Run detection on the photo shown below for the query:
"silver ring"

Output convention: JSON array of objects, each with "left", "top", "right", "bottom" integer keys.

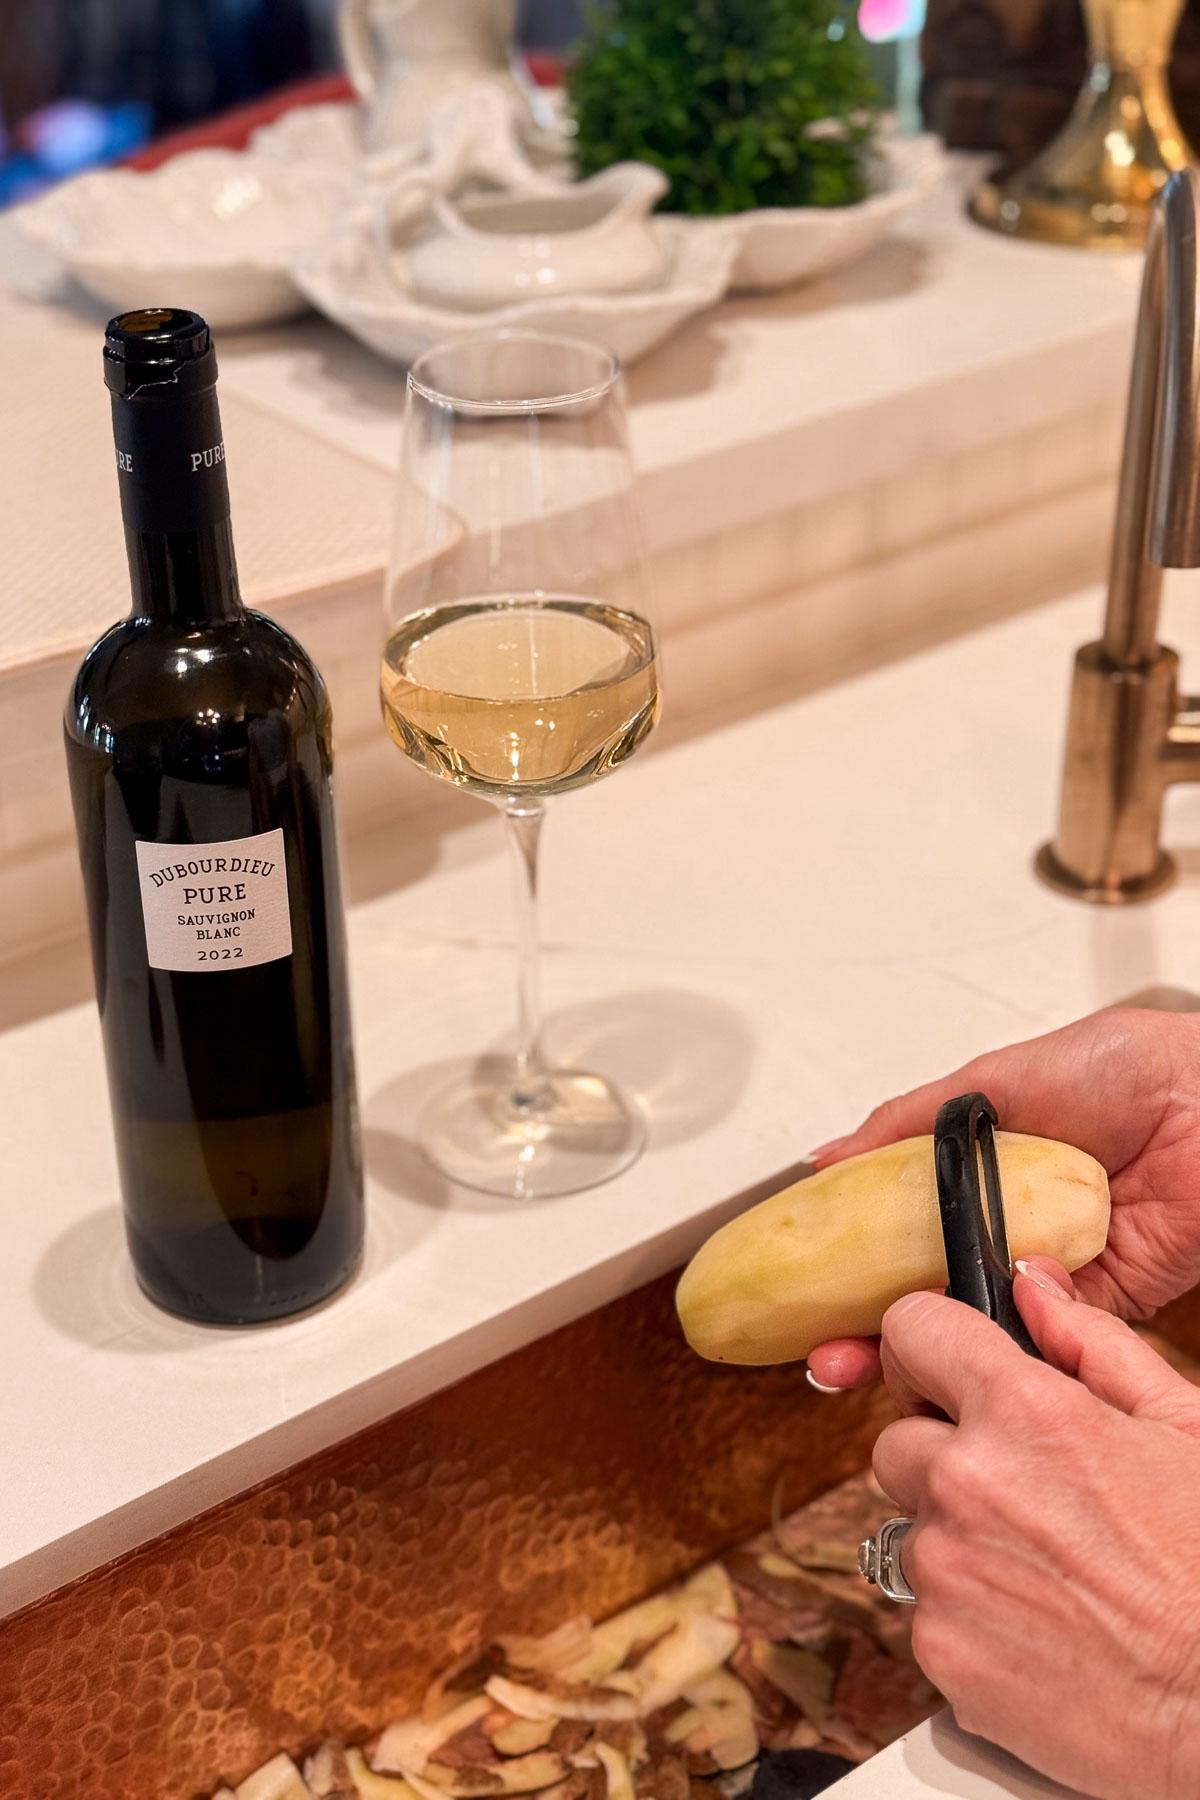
[{"left": 858, "top": 1515, "right": 917, "bottom": 1604}]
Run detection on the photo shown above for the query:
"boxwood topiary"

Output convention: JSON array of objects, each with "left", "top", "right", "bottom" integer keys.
[{"left": 567, "top": 0, "right": 880, "bottom": 217}]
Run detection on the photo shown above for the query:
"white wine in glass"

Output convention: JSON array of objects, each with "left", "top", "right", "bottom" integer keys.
[
  {"left": 382, "top": 333, "right": 661, "bottom": 1198},
  {"left": 382, "top": 593, "right": 659, "bottom": 797}
]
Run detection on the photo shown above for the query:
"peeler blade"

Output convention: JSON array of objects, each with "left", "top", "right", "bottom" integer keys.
[{"left": 933, "top": 1092, "right": 1042, "bottom": 1359}]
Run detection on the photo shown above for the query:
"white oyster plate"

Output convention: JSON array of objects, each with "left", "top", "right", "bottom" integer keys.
[
  {"left": 713, "top": 129, "right": 946, "bottom": 293},
  {"left": 14, "top": 149, "right": 352, "bottom": 330},
  {"left": 250, "top": 102, "right": 368, "bottom": 176},
  {"left": 293, "top": 212, "right": 738, "bottom": 367}
]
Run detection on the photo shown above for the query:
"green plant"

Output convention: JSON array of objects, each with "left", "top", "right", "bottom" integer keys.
[{"left": 567, "top": 0, "right": 880, "bottom": 216}]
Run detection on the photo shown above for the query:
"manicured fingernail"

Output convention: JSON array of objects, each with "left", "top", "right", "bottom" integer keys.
[
  {"left": 1015, "top": 1259, "right": 1070, "bottom": 1298},
  {"left": 806, "top": 1368, "right": 843, "bottom": 1394},
  {"left": 808, "top": 1136, "right": 850, "bottom": 1164}
]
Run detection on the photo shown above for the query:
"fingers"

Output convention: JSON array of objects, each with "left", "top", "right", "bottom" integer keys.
[
  {"left": 878, "top": 1334, "right": 951, "bottom": 1419},
  {"left": 1066, "top": 1252, "right": 1152, "bottom": 1322},
  {"left": 810, "top": 1007, "right": 1168, "bottom": 1175},
  {"left": 1014, "top": 1264, "right": 1200, "bottom": 1430},
  {"left": 878, "top": 1273, "right": 1200, "bottom": 1438},
  {"left": 806, "top": 1338, "right": 882, "bottom": 1391},
  {"left": 881, "top": 1291, "right": 1032, "bottom": 1422},
  {"left": 807, "top": 1282, "right": 1071, "bottom": 1401},
  {"left": 1013, "top": 1254, "right": 1075, "bottom": 1298},
  {"left": 873, "top": 1415, "right": 955, "bottom": 1514},
  {"left": 809, "top": 1046, "right": 1034, "bottom": 1165}
]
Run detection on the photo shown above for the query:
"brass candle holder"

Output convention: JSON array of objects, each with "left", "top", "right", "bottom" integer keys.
[{"left": 970, "top": 0, "right": 1192, "bottom": 249}]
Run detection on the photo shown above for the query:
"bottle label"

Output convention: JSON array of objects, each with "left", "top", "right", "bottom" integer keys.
[
  {"left": 135, "top": 829, "right": 292, "bottom": 972},
  {"left": 111, "top": 385, "right": 231, "bottom": 533}
]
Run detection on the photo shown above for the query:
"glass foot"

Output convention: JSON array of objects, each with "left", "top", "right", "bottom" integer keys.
[{"left": 418, "top": 1066, "right": 646, "bottom": 1199}]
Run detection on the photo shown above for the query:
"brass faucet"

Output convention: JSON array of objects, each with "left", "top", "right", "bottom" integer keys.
[{"left": 1037, "top": 167, "right": 1200, "bottom": 903}]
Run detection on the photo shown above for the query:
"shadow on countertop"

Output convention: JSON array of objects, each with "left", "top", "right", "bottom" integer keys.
[{"left": 365, "top": 984, "right": 756, "bottom": 1214}]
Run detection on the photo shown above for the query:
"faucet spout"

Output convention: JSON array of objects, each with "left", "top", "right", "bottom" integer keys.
[
  {"left": 1103, "top": 168, "right": 1200, "bottom": 667},
  {"left": 1037, "top": 169, "right": 1200, "bottom": 902}
]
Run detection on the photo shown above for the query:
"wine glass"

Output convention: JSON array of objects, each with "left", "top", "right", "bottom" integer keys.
[{"left": 381, "top": 331, "right": 662, "bottom": 1199}]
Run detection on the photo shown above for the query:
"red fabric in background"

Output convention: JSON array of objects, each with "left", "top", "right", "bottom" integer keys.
[
  {"left": 123, "top": 75, "right": 355, "bottom": 168},
  {"left": 122, "top": 56, "right": 564, "bottom": 170}
]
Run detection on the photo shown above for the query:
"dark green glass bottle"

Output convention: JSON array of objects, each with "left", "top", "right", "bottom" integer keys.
[{"left": 64, "top": 309, "right": 363, "bottom": 1325}]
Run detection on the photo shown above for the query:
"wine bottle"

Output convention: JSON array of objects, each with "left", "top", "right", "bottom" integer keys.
[{"left": 64, "top": 309, "right": 363, "bottom": 1325}]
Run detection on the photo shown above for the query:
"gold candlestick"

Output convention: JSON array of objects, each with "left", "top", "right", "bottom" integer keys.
[{"left": 970, "top": 0, "right": 1192, "bottom": 249}]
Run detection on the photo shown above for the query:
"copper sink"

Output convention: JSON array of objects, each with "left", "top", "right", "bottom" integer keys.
[
  {"left": 8, "top": 990, "right": 1199, "bottom": 1799},
  {"left": 0, "top": 1270, "right": 891, "bottom": 1799}
]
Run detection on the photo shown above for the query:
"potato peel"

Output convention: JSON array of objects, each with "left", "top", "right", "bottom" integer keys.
[
  {"left": 374, "top": 1699, "right": 493, "bottom": 1775},
  {"left": 750, "top": 1640, "right": 835, "bottom": 1727},
  {"left": 632, "top": 1614, "right": 741, "bottom": 1714},
  {"left": 234, "top": 1753, "right": 315, "bottom": 1800},
  {"left": 593, "top": 1744, "right": 635, "bottom": 1800},
  {"left": 344, "top": 1751, "right": 424, "bottom": 1800},
  {"left": 205, "top": 1470, "right": 951, "bottom": 1800},
  {"left": 304, "top": 1742, "right": 358, "bottom": 1800},
  {"left": 486, "top": 1674, "right": 637, "bottom": 1723},
  {"left": 498, "top": 1618, "right": 594, "bottom": 1676},
  {"left": 399, "top": 1752, "right": 567, "bottom": 1797},
  {"left": 557, "top": 1595, "right": 679, "bottom": 1685},
  {"left": 489, "top": 1719, "right": 556, "bottom": 1756}
]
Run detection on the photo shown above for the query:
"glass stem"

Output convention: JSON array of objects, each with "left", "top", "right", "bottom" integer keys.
[{"left": 503, "top": 797, "right": 548, "bottom": 1107}]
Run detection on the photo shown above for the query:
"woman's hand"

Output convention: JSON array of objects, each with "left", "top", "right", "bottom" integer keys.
[
  {"left": 806, "top": 1007, "right": 1200, "bottom": 1391},
  {"left": 874, "top": 1268, "right": 1200, "bottom": 1800}
]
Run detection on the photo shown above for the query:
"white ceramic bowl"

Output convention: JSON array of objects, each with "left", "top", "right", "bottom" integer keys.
[
  {"left": 712, "top": 129, "right": 946, "bottom": 293},
  {"left": 250, "top": 102, "right": 368, "bottom": 177},
  {"left": 14, "top": 149, "right": 353, "bottom": 329},
  {"left": 292, "top": 213, "right": 739, "bottom": 367}
]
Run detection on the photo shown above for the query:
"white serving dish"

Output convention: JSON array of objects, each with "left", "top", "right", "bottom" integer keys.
[
  {"left": 407, "top": 163, "right": 671, "bottom": 311},
  {"left": 716, "top": 129, "right": 946, "bottom": 292},
  {"left": 250, "top": 101, "right": 369, "bottom": 176},
  {"left": 14, "top": 148, "right": 353, "bottom": 330},
  {"left": 256, "top": 101, "right": 940, "bottom": 303},
  {"left": 293, "top": 211, "right": 739, "bottom": 366}
]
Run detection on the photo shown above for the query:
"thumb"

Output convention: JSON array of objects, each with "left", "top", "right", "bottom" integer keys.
[{"left": 1015, "top": 1261, "right": 1200, "bottom": 1431}]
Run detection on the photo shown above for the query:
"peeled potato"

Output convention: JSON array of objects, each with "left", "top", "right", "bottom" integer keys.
[{"left": 676, "top": 1131, "right": 1110, "bottom": 1364}]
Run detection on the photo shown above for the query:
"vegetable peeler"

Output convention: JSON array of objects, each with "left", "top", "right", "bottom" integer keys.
[
  {"left": 860, "top": 1091, "right": 1046, "bottom": 1607},
  {"left": 933, "top": 1091, "right": 1042, "bottom": 1359}
]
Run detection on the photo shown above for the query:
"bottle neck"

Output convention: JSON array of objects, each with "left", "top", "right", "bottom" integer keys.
[
  {"left": 111, "top": 378, "right": 243, "bottom": 625},
  {"left": 125, "top": 518, "right": 243, "bottom": 624}
]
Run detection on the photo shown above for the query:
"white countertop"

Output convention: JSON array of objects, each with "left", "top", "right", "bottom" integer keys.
[
  {"left": 6, "top": 582, "right": 1200, "bottom": 1620},
  {"left": 832, "top": 1713, "right": 1082, "bottom": 1797},
  {"left": 0, "top": 156, "right": 1142, "bottom": 666}
]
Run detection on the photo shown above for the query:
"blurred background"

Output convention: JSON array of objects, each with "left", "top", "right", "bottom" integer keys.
[{"left": 0, "top": 0, "right": 928, "bottom": 207}]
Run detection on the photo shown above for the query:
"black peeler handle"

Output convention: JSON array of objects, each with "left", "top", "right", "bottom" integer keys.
[{"left": 933, "top": 1093, "right": 1042, "bottom": 1359}]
